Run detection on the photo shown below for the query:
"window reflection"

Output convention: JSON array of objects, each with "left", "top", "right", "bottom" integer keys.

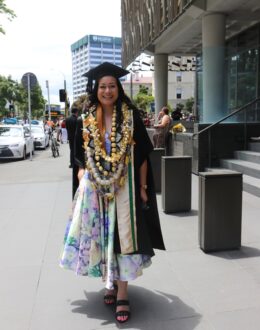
[{"left": 226, "top": 24, "right": 259, "bottom": 122}]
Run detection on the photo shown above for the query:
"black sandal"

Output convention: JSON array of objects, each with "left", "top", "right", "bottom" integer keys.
[
  {"left": 115, "top": 300, "right": 131, "bottom": 323},
  {"left": 104, "top": 293, "right": 116, "bottom": 305},
  {"left": 104, "top": 284, "right": 118, "bottom": 306}
]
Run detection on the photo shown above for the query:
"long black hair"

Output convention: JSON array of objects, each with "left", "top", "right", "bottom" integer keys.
[{"left": 88, "top": 77, "right": 139, "bottom": 129}]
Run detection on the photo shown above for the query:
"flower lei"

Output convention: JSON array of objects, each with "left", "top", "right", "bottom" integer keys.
[{"left": 82, "top": 103, "right": 133, "bottom": 199}]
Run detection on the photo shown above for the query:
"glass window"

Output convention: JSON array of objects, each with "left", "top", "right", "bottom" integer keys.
[
  {"left": 103, "top": 43, "right": 113, "bottom": 49},
  {"left": 258, "top": 48, "right": 260, "bottom": 98},
  {"left": 91, "top": 59, "right": 102, "bottom": 65},
  {"left": 226, "top": 55, "right": 237, "bottom": 110},
  {"left": 103, "top": 55, "right": 114, "bottom": 60},
  {"left": 225, "top": 23, "right": 260, "bottom": 119},
  {"left": 196, "top": 55, "right": 203, "bottom": 121},
  {"left": 90, "top": 42, "right": 101, "bottom": 48},
  {"left": 176, "top": 71, "right": 182, "bottom": 82},
  {"left": 238, "top": 26, "right": 258, "bottom": 51},
  {"left": 237, "top": 49, "right": 257, "bottom": 105},
  {"left": 90, "top": 50, "right": 101, "bottom": 54},
  {"left": 176, "top": 87, "right": 182, "bottom": 99}
]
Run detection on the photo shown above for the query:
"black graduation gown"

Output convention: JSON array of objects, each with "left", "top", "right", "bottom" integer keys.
[
  {"left": 74, "top": 108, "right": 166, "bottom": 256},
  {"left": 65, "top": 114, "right": 79, "bottom": 198}
]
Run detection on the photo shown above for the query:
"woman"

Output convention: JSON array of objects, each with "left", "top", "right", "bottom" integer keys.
[
  {"left": 153, "top": 106, "right": 171, "bottom": 148},
  {"left": 61, "top": 119, "right": 68, "bottom": 143},
  {"left": 55, "top": 122, "right": 61, "bottom": 142},
  {"left": 60, "top": 62, "right": 165, "bottom": 323}
]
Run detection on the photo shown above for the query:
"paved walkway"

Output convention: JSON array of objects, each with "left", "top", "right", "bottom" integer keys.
[{"left": 0, "top": 144, "right": 260, "bottom": 330}]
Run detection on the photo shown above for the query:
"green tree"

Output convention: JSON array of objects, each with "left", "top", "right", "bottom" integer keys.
[
  {"left": 185, "top": 97, "right": 194, "bottom": 113},
  {"left": 175, "top": 102, "right": 184, "bottom": 111},
  {"left": 0, "top": 75, "right": 21, "bottom": 117},
  {"left": 133, "top": 84, "right": 154, "bottom": 112},
  {"left": 0, "top": 74, "right": 45, "bottom": 119},
  {"left": 0, "top": 0, "right": 16, "bottom": 34},
  {"left": 138, "top": 84, "right": 149, "bottom": 95},
  {"left": 0, "top": 75, "right": 15, "bottom": 103},
  {"left": 23, "top": 84, "right": 45, "bottom": 119}
]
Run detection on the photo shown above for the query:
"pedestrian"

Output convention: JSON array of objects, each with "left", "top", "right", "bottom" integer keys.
[
  {"left": 153, "top": 106, "right": 171, "bottom": 147},
  {"left": 61, "top": 119, "right": 68, "bottom": 143},
  {"left": 171, "top": 106, "right": 183, "bottom": 121},
  {"left": 156, "top": 109, "right": 164, "bottom": 124},
  {"left": 44, "top": 120, "right": 51, "bottom": 136},
  {"left": 55, "top": 122, "right": 61, "bottom": 142},
  {"left": 65, "top": 106, "right": 79, "bottom": 197},
  {"left": 59, "top": 62, "right": 165, "bottom": 324}
]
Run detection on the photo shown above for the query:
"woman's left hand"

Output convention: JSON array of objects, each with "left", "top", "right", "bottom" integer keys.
[{"left": 140, "top": 187, "right": 148, "bottom": 203}]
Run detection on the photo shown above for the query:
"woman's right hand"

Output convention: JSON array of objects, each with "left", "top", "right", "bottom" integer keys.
[
  {"left": 140, "top": 187, "right": 148, "bottom": 203},
  {"left": 78, "top": 168, "right": 85, "bottom": 181}
]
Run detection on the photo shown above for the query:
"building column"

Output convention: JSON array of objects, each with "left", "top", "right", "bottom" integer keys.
[
  {"left": 154, "top": 54, "right": 168, "bottom": 115},
  {"left": 202, "top": 13, "right": 226, "bottom": 123}
]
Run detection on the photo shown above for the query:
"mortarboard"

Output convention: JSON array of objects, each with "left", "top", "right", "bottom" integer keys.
[{"left": 82, "top": 62, "right": 129, "bottom": 93}]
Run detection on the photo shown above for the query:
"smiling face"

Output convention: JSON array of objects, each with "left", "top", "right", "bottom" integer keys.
[{"left": 97, "top": 76, "right": 119, "bottom": 109}]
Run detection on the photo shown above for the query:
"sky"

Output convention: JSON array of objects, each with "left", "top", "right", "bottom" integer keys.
[{"left": 0, "top": 0, "right": 121, "bottom": 106}]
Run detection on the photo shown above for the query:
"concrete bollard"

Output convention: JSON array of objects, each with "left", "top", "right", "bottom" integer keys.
[
  {"left": 162, "top": 156, "right": 192, "bottom": 213},
  {"left": 198, "top": 170, "right": 242, "bottom": 252},
  {"left": 150, "top": 148, "right": 165, "bottom": 193}
]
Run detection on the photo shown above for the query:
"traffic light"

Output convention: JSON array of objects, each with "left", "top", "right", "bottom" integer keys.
[
  {"left": 59, "top": 89, "right": 66, "bottom": 102},
  {"left": 9, "top": 104, "right": 14, "bottom": 111}
]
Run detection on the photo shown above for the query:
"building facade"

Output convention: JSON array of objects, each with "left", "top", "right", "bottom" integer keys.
[
  {"left": 168, "top": 55, "right": 196, "bottom": 107},
  {"left": 122, "top": 69, "right": 194, "bottom": 109},
  {"left": 122, "top": 74, "right": 153, "bottom": 99},
  {"left": 121, "top": 0, "right": 260, "bottom": 174},
  {"left": 121, "top": 0, "right": 260, "bottom": 122},
  {"left": 126, "top": 54, "right": 195, "bottom": 109},
  {"left": 71, "top": 34, "right": 122, "bottom": 100}
]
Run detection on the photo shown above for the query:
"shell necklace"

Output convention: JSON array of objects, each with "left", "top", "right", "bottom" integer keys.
[{"left": 84, "top": 103, "right": 132, "bottom": 198}]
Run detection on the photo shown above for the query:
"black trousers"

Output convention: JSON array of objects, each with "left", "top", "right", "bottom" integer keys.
[
  {"left": 72, "top": 164, "right": 79, "bottom": 199},
  {"left": 69, "top": 140, "right": 74, "bottom": 167},
  {"left": 69, "top": 140, "right": 79, "bottom": 199}
]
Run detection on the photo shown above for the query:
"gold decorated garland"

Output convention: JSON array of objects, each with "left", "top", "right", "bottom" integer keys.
[{"left": 82, "top": 103, "right": 133, "bottom": 198}]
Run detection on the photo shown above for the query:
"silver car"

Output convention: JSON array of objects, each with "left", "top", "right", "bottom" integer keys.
[
  {"left": 0, "top": 125, "right": 34, "bottom": 160},
  {"left": 30, "top": 125, "right": 49, "bottom": 149}
]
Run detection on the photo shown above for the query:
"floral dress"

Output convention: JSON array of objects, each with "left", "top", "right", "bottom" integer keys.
[{"left": 60, "top": 132, "right": 152, "bottom": 289}]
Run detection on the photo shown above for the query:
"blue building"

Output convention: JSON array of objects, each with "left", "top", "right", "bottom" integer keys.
[{"left": 71, "top": 34, "right": 122, "bottom": 100}]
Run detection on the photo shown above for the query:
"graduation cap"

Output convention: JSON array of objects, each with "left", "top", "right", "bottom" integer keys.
[{"left": 82, "top": 62, "right": 129, "bottom": 93}]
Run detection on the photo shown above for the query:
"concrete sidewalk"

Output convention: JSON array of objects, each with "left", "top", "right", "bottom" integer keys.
[{"left": 0, "top": 144, "right": 260, "bottom": 330}]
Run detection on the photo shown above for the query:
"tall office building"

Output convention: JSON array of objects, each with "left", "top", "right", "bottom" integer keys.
[{"left": 71, "top": 34, "right": 122, "bottom": 100}]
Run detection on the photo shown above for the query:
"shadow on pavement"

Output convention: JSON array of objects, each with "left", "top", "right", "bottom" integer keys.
[
  {"left": 211, "top": 245, "right": 260, "bottom": 260},
  {"left": 169, "top": 209, "right": 199, "bottom": 217},
  {"left": 70, "top": 285, "right": 201, "bottom": 329}
]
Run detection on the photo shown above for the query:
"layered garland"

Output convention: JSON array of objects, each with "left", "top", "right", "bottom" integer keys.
[{"left": 82, "top": 103, "right": 133, "bottom": 199}]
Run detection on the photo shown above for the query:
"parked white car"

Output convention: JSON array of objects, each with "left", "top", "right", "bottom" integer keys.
[
  {"left": 30, "top": 125, "right": 49, "bottom": 149},
  {"left": 0, "top": 125, "right": 34, "bottom": 160}
]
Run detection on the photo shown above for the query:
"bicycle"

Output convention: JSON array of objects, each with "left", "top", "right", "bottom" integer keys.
[{"left": 50, "top": 131, "right": 60, "bottom": 158}]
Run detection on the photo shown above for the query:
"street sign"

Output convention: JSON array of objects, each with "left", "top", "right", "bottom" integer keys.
[
  {"left": 21, "top": 72, "right": 38, "bottom": 161},
  {"left": 21, "top": 72, "right": 38, "bottom": 89}
]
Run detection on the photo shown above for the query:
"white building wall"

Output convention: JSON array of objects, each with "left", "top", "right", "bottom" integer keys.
[{"left": 167, "top": 71, "right": 195, "bottom": 109}]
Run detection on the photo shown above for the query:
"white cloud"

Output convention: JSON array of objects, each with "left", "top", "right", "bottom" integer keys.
[{"left": 0, "top": 0, "right": 121, "bottom": 105}]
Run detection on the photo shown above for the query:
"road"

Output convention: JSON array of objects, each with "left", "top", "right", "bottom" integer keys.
[{"left": 0, "top": 143, "right": 71, "bottom": 184}]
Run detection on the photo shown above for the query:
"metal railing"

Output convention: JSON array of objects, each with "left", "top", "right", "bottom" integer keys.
[{"left": 193, "top": 97, "right": 260, "bottom": 168}]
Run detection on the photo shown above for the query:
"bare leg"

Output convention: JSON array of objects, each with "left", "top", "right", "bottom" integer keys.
[
  {"left": 116, "top": 280, "right": 130, "bottom": 322},
  {"left": 104, "top": 288, "right": 117, "bottom": 305},
  {"left": 104, "top": 281, "right": 118, "bottom": 305}
]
